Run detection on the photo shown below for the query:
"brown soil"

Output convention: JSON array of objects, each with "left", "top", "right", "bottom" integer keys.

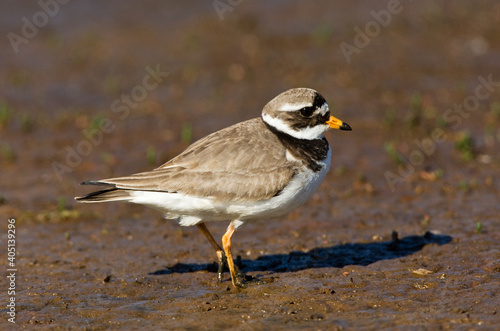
[{"left": 1, "top": 1, "right": 499, "bottom": 329}]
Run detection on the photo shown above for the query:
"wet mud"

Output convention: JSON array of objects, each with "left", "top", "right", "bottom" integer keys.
[{"left": 1, "top": 1, "right": 499, "bottom": 329}]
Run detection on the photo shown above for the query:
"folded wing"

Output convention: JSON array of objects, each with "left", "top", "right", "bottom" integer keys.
[{"left": 77, "top": 118, "right": 298, "bottom": 202}]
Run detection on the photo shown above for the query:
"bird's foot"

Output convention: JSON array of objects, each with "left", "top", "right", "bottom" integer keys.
[
  {"left": 232, "top": 264, "right": 253, "bottom": 288},
  {"left": 216, "top": 252, "right": 251, "bottom": 287},
  {"left": 216, "top": 251, "right": 227, "bottom": 283}
]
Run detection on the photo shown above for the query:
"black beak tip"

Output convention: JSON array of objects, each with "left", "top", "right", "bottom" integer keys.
[{"left": 341, "top": 122, "right": 352, "bottom": 131}]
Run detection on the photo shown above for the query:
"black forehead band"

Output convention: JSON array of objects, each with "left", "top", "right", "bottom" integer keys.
[{"left": 312, "top": 93, "right": 326, "bottom": 109}]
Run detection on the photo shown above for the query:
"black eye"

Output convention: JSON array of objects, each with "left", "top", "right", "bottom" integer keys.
[{"left": 299, "top": 106, "right": 315, "bottom": 117}]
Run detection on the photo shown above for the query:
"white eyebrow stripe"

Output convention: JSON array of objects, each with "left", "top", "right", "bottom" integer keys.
[
  {"left": 279, "top": 102, "right": 313, "bottom": 112},
  {"left": 318, "top": 102, "right": 329, "bottom": 115}
]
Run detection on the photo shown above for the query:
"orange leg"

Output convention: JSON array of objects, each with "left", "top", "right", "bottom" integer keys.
[
  {"left": 196, "top": 223, "right": 226, "bottom": 282},
  {"left": 222, "top": 221, "right": 246, "bottom": 288}
]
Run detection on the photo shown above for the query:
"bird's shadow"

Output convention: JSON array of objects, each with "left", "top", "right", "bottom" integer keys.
[{"left": 149, "top": 231, "right": 452, "bottom": 276}]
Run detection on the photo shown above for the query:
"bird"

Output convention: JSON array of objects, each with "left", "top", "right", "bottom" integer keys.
[{"left": 75, "top": 88, "right": 352, "bottom": 288}]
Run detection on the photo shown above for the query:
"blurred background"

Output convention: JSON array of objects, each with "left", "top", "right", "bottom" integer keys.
[
  {"left": 1, "top": 0, "right": 499, "bottom": 212},
  {"left": 0, "top": 1, "right": 499, "bottom": 328}
]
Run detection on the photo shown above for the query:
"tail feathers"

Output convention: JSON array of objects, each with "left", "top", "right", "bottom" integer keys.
[
  {"left": 75, "top": 187, "right": 132, "bottom": 203},
  {"left": 80, "top": 180, "right": 115, "bottom": 187}
]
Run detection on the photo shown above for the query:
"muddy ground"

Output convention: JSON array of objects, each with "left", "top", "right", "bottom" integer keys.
[{"left": 1, "top": 1, "right": 499, "bottom": 329}]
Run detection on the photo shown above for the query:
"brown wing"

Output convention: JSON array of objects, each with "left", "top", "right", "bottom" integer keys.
[{"left": 91, "top": 118, "right": 297, "bottom": 202}]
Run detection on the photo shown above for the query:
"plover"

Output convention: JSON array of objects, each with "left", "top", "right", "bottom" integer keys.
[{"left": 76, "top": 88, "right": 351, "bottom": 287}]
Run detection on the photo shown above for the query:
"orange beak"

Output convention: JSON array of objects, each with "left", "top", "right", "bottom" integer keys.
[{"left": 326, "top": 115, "right": 352, "bottom": 131}]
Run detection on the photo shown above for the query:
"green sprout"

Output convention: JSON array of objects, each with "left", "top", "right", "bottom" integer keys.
[
  {"left": 454, "top": 131, "right": 474, "bottom": 161},
  {"left": 490, "top": 101, "right": 500, "bottom": 120},
  {"left": 0, "top": 101, "right": 10, "bottom": 128},
  {"left": 57, "top": 196, "right": 67, "bottom": 212},
  {"left": 147, "top": 146, "right": 157, "bottom": 166},
  {"left": 181, "top": 123, "right": 193, "bottom": 144},
  {"left": 1, "top": 143, "right": 15, "bottom": 162},
  {"left": 21, "top": 113, "right": 33, "bottom": 132},
  {"left": 459, "top": 180, "right": 468, "bottom": 191},
  {"left": 312, "top": 22, "right": 333, "bottom": 46},
  {"left": 89, "top": 114, "right": 105, "bottom": 131},
  {"left": 384, "top": 142, "right": 405, "bottom": 165},
  {"left": 406, "top": 92, "right": 422, "bottom": 129},
  {"left": 383, "top": 108, "right": 397, "bottom": 129}
]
